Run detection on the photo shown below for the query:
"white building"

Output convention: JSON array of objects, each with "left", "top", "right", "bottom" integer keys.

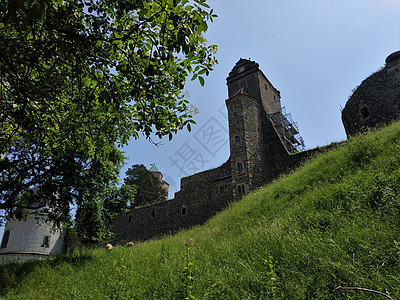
[{"left": 0, "top": 206, "right": 65, "bottom": 265}]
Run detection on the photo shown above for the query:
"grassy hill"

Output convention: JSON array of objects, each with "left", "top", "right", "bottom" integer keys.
[{"left": 2, "top": 121, "right": 400, "bottom": 299}]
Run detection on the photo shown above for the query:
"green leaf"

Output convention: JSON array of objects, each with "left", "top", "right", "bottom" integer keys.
[
  {"left": 185, "top": 5, "right": 193, "bottom": 11},
  {"left": 198, "top": 76, "right": 205, "bottom": 86},
  {"left": 198, "top": 20, "right": 208, "bottom": 31}
]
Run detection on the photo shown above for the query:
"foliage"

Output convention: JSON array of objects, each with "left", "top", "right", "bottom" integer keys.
[
  {"left": 177, "top": 243, "right": 196, "bottom": 299},
  {"left": 74, "top": 184, "right": 134, "bottom": 243},
  {"left": 0, "top": 0, "right": 217, "bottom": 228},
  {"left": 123, "top": 164, "right": 166, "bottom": 207},
  {"left": 4, "top": 119, "right": 400, "bottom": 298}
]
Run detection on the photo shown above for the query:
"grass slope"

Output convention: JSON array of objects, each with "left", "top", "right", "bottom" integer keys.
[{"left": 2, "top": 121, "right": 400, "bottom": 299}]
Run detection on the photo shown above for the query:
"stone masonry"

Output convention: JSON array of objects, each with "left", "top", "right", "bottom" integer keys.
[
  {"left": 342, "top": 50, "right": 400, "bottom": 137},
  {"left": 111, "top": 59, "right": 319, "bottom": 243}
]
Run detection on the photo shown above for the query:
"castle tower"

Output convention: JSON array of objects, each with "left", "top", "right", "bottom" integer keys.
[
  {"left": 226, "top": 59, "right": 303, "bottom": 198},
  {"left": 149, "top": 164, "right": 169, "bottom": 200},
  {"left": 342, "top": 50, "right": 400, "bottom": 136},
  {"left": 227, "top": 59, "right": 282, "bottom": 114},
  {"left": 0, "top": 205, "right": 65, "bottom": 265},
  {"left": 149, "top": 164, "right": 163, "bottom": 181}
]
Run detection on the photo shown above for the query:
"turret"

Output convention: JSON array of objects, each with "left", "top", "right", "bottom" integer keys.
[
  {"left": 0, "top": 204, "right": 65, "bottom": 265},
  {"left": 149, "top": 164, "right": 169, "bottom": 200},
  {"left": 342, "top": 50, "right": 400, "bottom": 136}
]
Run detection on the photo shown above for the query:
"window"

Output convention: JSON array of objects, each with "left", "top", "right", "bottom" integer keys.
[
  {"left": 264, "top": 84, "right": 268, "bottom": 91},
  {"left": 151, "top": 209, "right": 156, "bottom": 218},
  {"left": 233, "top": 112, "right": 239, "bottom": 119},
  {"left": 360, "top": 106, "right": 370, "bottom": 119},
  {"left": 219, "top": 186, "right": 225, "bottom": 194},
  {"left": 240, "top": 82, "right": 247, "bottom": 89},
  {"left": 273, "top": 95, "right": 277, "bottom": 101},
  {"left": 235, "top": 136, "right": 241, "bottom": 143},
  {"left": 237, "top": 163, "right": 243, "bottom": 171},
  {"left": 238, "top": 184, "right": 245, "bottom": 195},
  {"left": 181, "top": 205, "right": 188, "bottom": 215},
  {"left": 128, "top": 215, "right": 132, "bottom": 223},
  {"left": 42, "top": 235, "right": 50, "bottom": 248},
  {"left": 1, "top": 230, "right": 10, "bottom": 249}
]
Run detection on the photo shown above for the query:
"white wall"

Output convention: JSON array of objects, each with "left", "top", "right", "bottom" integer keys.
[{"left": 0, "top": 213, "right": 65, "bottom": 265}]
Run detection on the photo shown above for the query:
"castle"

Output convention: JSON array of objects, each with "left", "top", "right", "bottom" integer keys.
[
  {"left": 111, "top": 58, "right": 320, "bottom": 243},
  {"left": 2, "top": 51, "right": 399, "bottom": 260}
]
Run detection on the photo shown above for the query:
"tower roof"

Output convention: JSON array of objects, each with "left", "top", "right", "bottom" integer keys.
[{"left": 149, "top": 164, "right": 161, "bottom": 174}]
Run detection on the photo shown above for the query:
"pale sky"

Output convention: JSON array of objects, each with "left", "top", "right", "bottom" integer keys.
[
  {"left": 121, "top": 0, "right": 400, "bottom": 198},
  {"left": 1, "top": 0, "right": 399, "bottom": 239}
]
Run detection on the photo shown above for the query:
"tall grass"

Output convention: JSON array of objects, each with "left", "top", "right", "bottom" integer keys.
[{"left": 2, "top": 121, "right": 400, "bottom": 299}]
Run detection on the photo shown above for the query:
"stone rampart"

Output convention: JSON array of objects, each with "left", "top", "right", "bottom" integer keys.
[
  {"left": 112, "top": 160, "right": 232, "bottom": 242},
  {"left": 111, "top": 146, "right": 322, "bottom": 243},
  {"left": 342, "top": 50, "right": 400, "bottom": 136}
]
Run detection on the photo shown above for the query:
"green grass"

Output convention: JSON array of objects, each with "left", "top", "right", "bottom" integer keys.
[{"left": 2, "top": 121, "right": 400, "bottom": 299}]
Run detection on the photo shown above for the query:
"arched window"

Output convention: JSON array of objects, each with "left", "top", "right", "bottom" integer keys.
[
  {"left": 181, "top": 205, "right": 188, "bottom": 216},
  {"left": 237, "top": 162, "right": 243, "bottom": 171}
]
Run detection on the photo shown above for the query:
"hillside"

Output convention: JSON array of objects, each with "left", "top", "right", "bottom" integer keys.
[{"left": 1, "top": 121, "right": 400, "bottom": 299}]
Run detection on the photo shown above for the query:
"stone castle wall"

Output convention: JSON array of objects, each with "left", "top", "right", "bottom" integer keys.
[
  {"left": 111, "top": 59, "right": 321, "bottom": 243},
  {"left": 342, "top": 51, "right": 400, "bottom": 136},
  {"left": 112, "top": 160, "right": 232, "bottom": 242},
  {"left": 112, "top": 149, "right": 318, "bottom": 243}
]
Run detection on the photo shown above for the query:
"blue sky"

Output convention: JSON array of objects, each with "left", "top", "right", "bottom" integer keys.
[
  {"left": 120, "top": 0, "right": 400, "bottom": 197},
  {"left": 1, "top": 0, "right": 399, "bottom": 239}
]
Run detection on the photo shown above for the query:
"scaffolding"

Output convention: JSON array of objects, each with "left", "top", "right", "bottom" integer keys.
[{"left": 269, "top": 107, "right": 305, "bottom": 153}]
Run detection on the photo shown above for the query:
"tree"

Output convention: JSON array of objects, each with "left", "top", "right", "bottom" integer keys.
[
  {"left": 123, "top": 164, "right": 167, "bottom": 207},
  {"left": 74, "top": 184, "right": 135, "bottom": 243},
  {"left": 0, "top": 0, "right": 217, "bottom": 232}
]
